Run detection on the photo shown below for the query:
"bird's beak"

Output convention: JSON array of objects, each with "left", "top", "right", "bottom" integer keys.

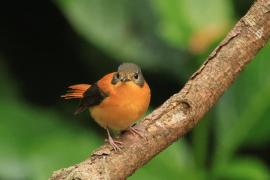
[{"left": 121, "top": 76, "right": 130, "bottom": 82}]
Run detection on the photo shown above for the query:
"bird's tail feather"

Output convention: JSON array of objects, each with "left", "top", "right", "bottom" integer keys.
[{"left": 61, "top": 84, "right": 91, "bottom": 99}]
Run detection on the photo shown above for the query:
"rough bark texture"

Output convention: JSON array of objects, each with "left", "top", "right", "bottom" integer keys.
[{"left": 50, "top": 0, "right": 270, "bottom": 179}]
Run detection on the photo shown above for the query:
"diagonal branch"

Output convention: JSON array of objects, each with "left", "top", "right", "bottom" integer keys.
[{"left": 50, "top": 0, "right": 270, "bottom": 179}]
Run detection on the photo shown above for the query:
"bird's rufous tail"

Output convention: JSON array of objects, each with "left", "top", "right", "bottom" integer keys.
[{"left": 61, "top": 84, "right": 90, "bottom": 99}]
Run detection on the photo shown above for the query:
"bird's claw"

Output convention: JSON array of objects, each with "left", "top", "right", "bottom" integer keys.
[
  {"left": 105, "top": 129, "right": 123, "bottom": 151},
  {"left": 128, "top": 126, "right": 146, "bottom": 139},
  {"left": 105, "top": 137, "right": 123, "bottom": 151}
]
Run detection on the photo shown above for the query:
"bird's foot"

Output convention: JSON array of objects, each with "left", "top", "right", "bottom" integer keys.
[
  {"left": 105, "top": 129, "right": 123, "bottom": 151},
  {"left": 106, "top": 136, "right": 123, "bottom": 151},
  {"left": 128, "top": 126, "right": 146, "bottom": 139}
]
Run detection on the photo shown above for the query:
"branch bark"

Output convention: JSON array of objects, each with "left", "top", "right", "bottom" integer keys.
[{"left": 50, "top": 0, "right": 270, "bottom": 179}]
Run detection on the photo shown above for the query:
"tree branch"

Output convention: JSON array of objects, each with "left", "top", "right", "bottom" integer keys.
[{"left": 50, "top": 0, "right": 270, "bottom": 179}]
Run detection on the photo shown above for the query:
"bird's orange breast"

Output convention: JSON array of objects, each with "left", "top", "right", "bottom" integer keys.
[{"left": 90, "top": 73, "right": 151, "bottom": 130}]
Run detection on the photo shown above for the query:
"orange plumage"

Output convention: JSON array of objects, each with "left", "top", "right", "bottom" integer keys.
[
  {"left": 62, "top": 63, "right": 151, "bottom": 150},
  {"left": 62, "top": 84, "right": 91, "bottom": 99},
  {"left": 91, "top": 73, "right": 150, "bottom": 130}
]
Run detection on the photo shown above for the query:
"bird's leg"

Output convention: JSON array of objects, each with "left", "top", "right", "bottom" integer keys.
[
  {"left": 106, "top": 129, "right": 123, "bottom": 151},
  {"left": 128, "top": 125, "right": 145, "bottom": 139}
]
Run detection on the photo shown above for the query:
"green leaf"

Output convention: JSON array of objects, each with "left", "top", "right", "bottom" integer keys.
[
  {"left": 215, "top": 157, "right": 270, "bottom": 180},
  {"left": 56, "top": 0, "right": 192, "bottom": 78},
  {"left": 213, "top": 44, "right": 270, "bottom": 166},
  {"left": 0, "top": 98, "right": 101, "bottom": 179},
  {"left": 192, "top": 112, "right": 212, "bottom": 168},
  {"left": 151, "top": 0, "right": 233, "bottom": 52},
  {"left": 130, "top": 140, "right": 204, "bottom": 180}
]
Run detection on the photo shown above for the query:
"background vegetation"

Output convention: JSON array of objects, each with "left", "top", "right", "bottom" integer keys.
[{"left": 1, "top": 0, "right": 270, "bottom": 179}]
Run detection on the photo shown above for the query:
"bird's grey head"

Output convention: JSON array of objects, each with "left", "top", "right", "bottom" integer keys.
[{"left": 111, "top": 63, "right": 145, "bottom": 87}]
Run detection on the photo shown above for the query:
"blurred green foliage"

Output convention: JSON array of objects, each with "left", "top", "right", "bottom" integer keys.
[
  {"left": 1, "top": 0, "right": 270, "bottom": 179},
  {"left": 0, "top": 62, "right": 101, "bottom": 179}
]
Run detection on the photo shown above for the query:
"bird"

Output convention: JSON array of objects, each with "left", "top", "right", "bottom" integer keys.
[{"left": 61, "top": 63, "right": 151, "bottom": 151}]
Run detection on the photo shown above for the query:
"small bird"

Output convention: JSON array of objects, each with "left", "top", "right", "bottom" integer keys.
[{"left": 62, "top": 63, "right": 151, "bottom": 151}]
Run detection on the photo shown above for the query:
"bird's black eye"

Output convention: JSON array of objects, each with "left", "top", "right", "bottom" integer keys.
[
  {"left": 134, "top": 73, "right": 139, "bottom": 79},
  {"left": 111, "top": 73, "right": 120, "bottom": 85}
]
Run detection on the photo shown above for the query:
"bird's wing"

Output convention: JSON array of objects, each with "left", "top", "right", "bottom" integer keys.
[
  {"left": 62, "top": 73, "right": 114, "bottom": 114},
  {"left": 74, "top": 83, "right": 108, "bottom": 115}
]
